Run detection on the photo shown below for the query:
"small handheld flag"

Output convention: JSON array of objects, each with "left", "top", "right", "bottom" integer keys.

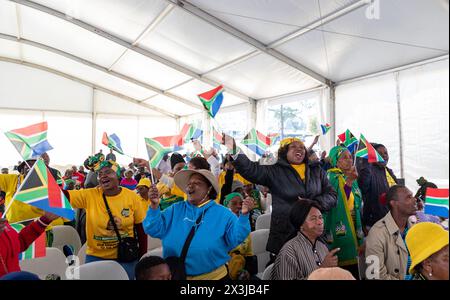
[
  {"left": 5, "top": 122, "right": 53, "bottom": 160},
  {"left": 198, "top": 85, "right": 224, "bottom": 118},
  {"left": 179, "top": 123, "right": 203, "bottom": 144},
  {"left": 10, "top": 223, "right": 47, "bottom": 260},
  {"left": 102, "top": 132, "right": 124, "bottom": 155},
  {"left": 268, "top": 133, "right": 281, "bottom": 146},
  {"left": 424, "top": 188, "right": 449, "bottom": 218},
  {"left": 338, "top": 129, "right": 358, "bottom": 154},
  {"left": 355, "top": 134, "right": 385, "bottom": 163},
  {"left": 11, "top": 159, "right": 75, "bottom": 220},
  {"left": 145, "top": 136, "right": 183, "bottom": 168},
  {"left": 321, "top": 123, "right": 332, "bottom": 135},
  {"left": 241, "top": 129, "right": 271, "bottom": 157}
]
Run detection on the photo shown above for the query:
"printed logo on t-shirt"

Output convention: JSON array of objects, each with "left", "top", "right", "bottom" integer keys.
[{"left": 121, "top": 208, "right": 130, "bottom": 218}]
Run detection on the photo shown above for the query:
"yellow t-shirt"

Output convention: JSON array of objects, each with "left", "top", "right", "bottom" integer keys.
[
  {"left": 68, "top": 187, "right": 146, "bottom": 259},
  {"left": 137, "top": 197, "right": 151, "bottom": 215},
  {"left": 291, "top": 163, "right": 306, "bottom": 181},
  {"left": 0, "top": 174, "right": 63, "bottom": 229}
]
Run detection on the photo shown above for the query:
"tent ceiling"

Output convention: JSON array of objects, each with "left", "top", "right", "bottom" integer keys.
[{"left": 0, "top": 0, "right": 448, "bottom": 117}]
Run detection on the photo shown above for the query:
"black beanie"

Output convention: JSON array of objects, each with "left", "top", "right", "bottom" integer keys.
[
  {"left": 170, "top": 153, "right": 185, "bottom": 170},
  {"left": 289, "top": 199, "right": 323, "bottom": 230}
]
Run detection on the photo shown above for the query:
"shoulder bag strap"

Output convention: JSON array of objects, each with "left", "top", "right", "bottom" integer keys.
[
  {"left": 179, "top": 206, "right": 210, "bottom": 262},
  {"left": 102, "top": 193, "right": 122, "bottom": 243}
]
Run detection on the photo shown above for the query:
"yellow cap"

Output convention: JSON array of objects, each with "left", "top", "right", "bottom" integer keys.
[
  {"left": 406, "top": 222, "right": 449, "bottom": 274},
  {"left": 279, "top": 137, "right": 304, "bottom": 148},
  {"left": 137, "top": 177, "right": 151, "bottom": 188}
]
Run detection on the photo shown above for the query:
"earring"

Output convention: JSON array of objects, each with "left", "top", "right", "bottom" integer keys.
[{"left": 429, "top": 273, "right": 433, "bottom": 277}]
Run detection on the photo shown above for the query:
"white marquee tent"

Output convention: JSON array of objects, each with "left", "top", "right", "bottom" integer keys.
[{"left": 0, "top": 0, "right": 448, "bottom": 191}]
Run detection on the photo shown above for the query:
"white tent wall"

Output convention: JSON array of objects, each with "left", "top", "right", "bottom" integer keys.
[
  {"left": 398, "top": 59, "right": 449, "bottom": 190},
  {"left": 0, "top": 61, "right": 177, "bottom": 170},
  {"left": 335, "top": 59, "right": 449, "bottom": 192}
]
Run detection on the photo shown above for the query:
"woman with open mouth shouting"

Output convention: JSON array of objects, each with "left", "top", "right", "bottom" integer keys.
[
  {"left": 143, "top": 168, "right": 254, "bottom": 280},
  {"left": 223, "top": 134, "right": 337, "bottom": 263},
  {"left": 63, "top": 153, "right": 148, "bottom": 280}
]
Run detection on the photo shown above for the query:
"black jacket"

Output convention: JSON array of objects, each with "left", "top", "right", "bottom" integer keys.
[
  {"left": 357, "top": 159, "right": 398, "bottom": 227},
  {"left": 232, "top": 153, "right": 337, "bottom": 254}
]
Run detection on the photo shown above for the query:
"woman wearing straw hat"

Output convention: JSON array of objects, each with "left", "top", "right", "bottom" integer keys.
[
  {"left": 143, "top": 169, "right": 254, "bottom": 280},
  {"left": 405, "top": 222, "right": 449, "bottom": 280}
]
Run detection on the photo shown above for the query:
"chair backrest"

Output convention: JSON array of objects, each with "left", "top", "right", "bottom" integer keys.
[
  {"left": 77, "top": 243, "right": 87, "bottom": 265},
  {"left": 19, "top": 247, "right": 68, "bottom": 280},
  {"left": 51, "top": 225, "right": 82, "bottom": 255},
  {"left": 73, "top": 260, "right": 129, "bottom": 280},
  {"left": 255, "top": 213, "right": 271, "bottom": 230},
  {"left": 262, "top": 263, "right": 274, "bottom": 280},
  {"left": 148, "top": 236, "right": 162, "bottom": 251},
  {"left": 250, "top": 229, "right": 270, "bottom": 274},
  {"left": 140, "top": 247, "right": 163, "bottom": 260}
]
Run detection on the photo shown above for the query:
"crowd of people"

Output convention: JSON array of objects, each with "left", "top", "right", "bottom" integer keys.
[{"left": 0, "top": 134, "right": 448, "bottom": 281}]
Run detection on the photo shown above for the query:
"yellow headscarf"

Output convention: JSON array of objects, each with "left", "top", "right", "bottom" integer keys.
[{"left": 279, "top": 137, "right": 305, "bottom": 148}]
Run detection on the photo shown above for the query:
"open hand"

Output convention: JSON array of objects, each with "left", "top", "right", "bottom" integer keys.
[
  {"left": 148, "top": 184, "right": 160, "bottom": 209},
  {"left": 133, "top": 158, "right": 150, "bottom": 170},
  {"left": 223, "top": 134, "right": 237, "bottom": 153}
]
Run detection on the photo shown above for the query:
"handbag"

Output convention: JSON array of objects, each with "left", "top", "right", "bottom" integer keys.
[
  {"left": 166, "top": 209, "right": 208, "bottom": 280},
  {"left": 102, "top": 193, "right": 139, "bottom": 263}
]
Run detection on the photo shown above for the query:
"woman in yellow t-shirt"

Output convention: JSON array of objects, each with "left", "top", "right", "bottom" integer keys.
[{"left": 66, "top": 154, "right": 147, "bottom": 280}]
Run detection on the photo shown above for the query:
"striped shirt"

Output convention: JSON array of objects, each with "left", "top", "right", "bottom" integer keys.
[{"left": 271, "top": 232, "right": 329, "bottom": 280}]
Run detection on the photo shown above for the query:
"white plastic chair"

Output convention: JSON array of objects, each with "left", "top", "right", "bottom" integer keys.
[
  {"left": 147, "top": 236, "right": 162, "bottom": 251},
  {"left": 140, "top": 247, "right": 163, "bottom": 260},
  {"left": 255, "top": 213, "right": 271, "bottom": 230},
  {"left": 261, "top": 263, "right": 274, "bottom": 280},
  {"left": 77, "top": 243, "right": 87, "bottom": 265},
  {"left": 73, "top": 260, "right": 129, "bottom": 280},
  {"left": 250, "top": 229, "right": 270, "bottom": 277},
  {"left": 51, "top": 225, "right": 82, "bottom": 255},
  {"left": 19, "top": 247, "right": 68, "bottom": 280}
]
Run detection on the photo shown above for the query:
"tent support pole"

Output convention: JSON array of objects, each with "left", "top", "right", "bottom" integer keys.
[{"left": 395, "top": 72, "right": 405, "bottom": 179}]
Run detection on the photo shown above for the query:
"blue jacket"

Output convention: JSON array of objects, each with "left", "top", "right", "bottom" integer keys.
[{"left": 143, "top": 200, "right": 250, "bottom": 276}]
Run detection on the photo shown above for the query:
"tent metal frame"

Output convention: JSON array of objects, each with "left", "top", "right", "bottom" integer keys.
[{"left": 8, "top": 0, "right": 252, "bottom": 103}]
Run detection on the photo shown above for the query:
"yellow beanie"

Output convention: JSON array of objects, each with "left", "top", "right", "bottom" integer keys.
[
  {"left": 137, "top": 177, "right": 151, "bottom": 188},
  {"left": 406, "top": 222, "right": 449, "bottom": 274}
]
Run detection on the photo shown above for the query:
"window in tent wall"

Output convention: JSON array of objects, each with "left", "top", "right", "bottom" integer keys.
[
  {"left": 0, "top": 109, "right": 43, "bottom": 169},
  {"left": 265, "top": 97, "right": 321, "bottom": 152},
  {"left": 215, "top": 109, "right": 248, "bottom": 141}
]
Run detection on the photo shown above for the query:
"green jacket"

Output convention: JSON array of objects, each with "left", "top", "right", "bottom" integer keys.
[{"left": 324, "top": 168, "right": 364, "bottom": 266}]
